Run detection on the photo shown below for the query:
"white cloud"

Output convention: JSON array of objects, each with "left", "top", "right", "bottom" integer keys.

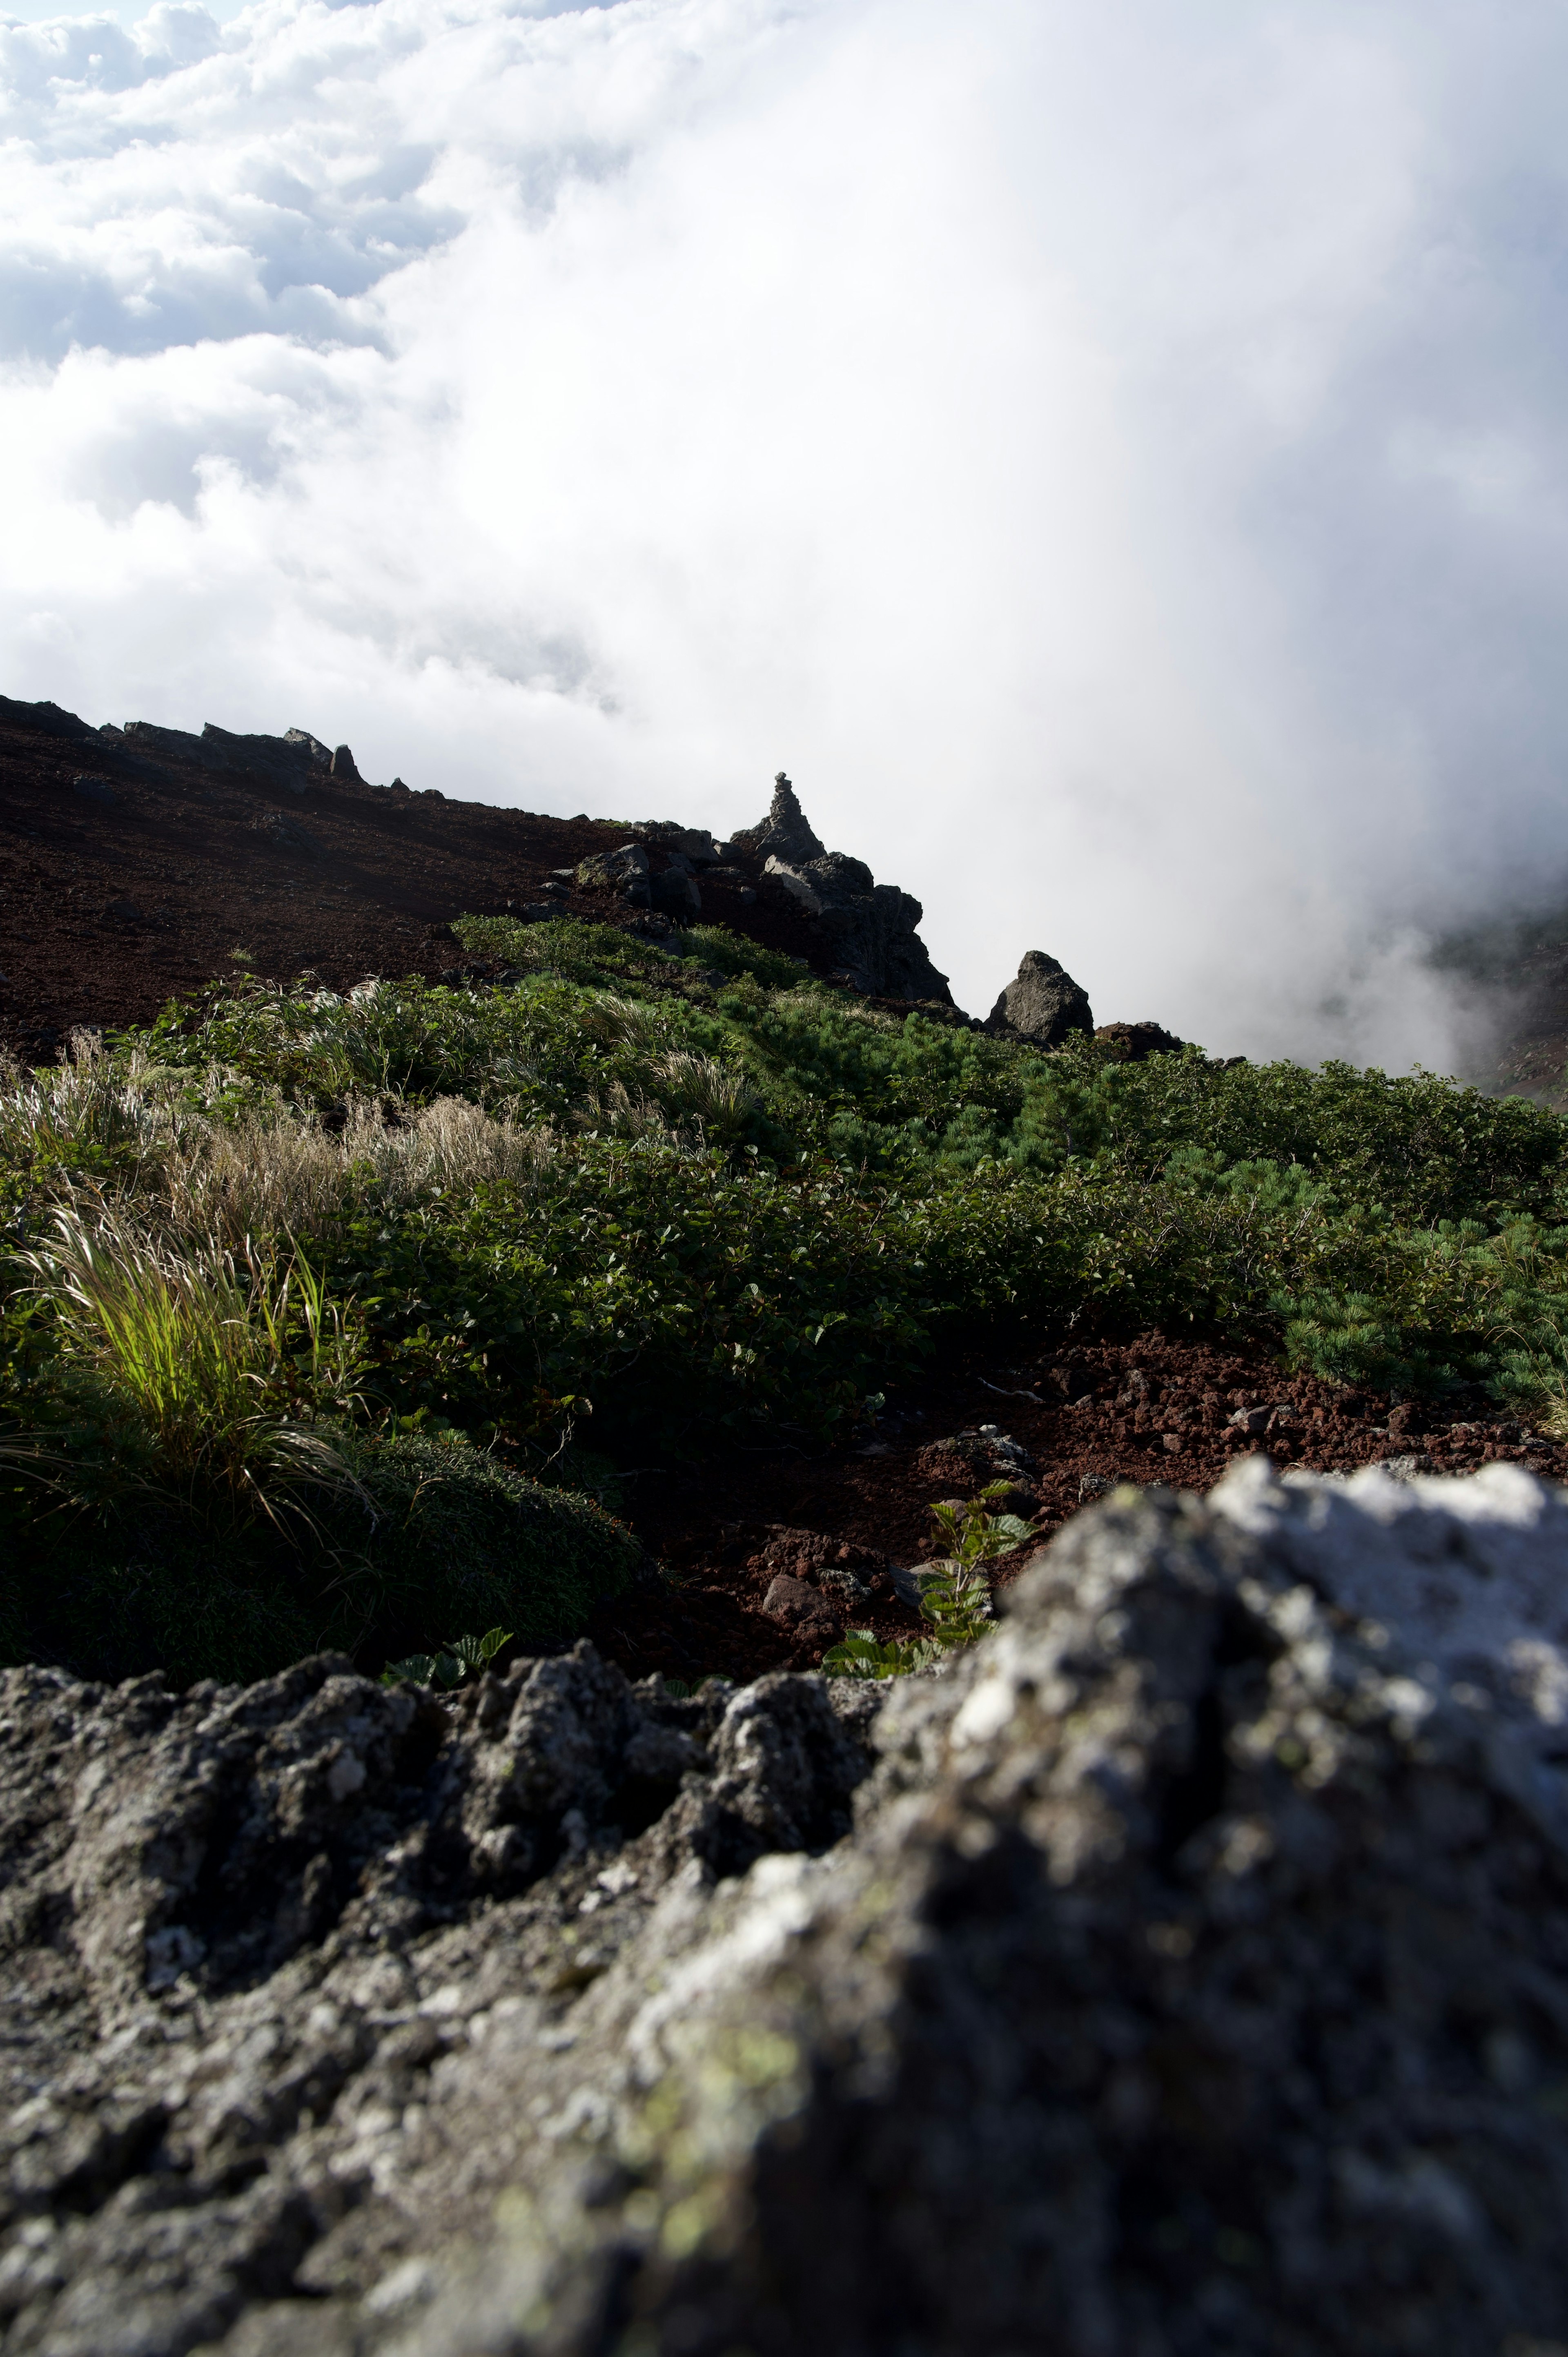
[{"left": 3, "top": 0, "right": 1568, "bottom": 1060}]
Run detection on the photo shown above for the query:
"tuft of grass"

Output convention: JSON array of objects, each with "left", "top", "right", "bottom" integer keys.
[{"left": 7, "top": 1200, "right": 370, "bottom": 1534}]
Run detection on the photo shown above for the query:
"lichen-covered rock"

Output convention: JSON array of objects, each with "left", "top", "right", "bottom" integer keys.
[
  {"left": 6, "top": 1463, "right": 1568, "bottom": 2354},
  {"left": 0, "top": 1648, "right": 874, "bottom": 2355}
]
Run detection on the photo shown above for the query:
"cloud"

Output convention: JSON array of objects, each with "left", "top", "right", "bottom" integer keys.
[{"left": 3, "top": 0, "right": 1568, "bottom": 1062}]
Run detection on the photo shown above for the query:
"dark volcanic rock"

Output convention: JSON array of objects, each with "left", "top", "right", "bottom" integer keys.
[
  {"left": 0, "top": 695, "right": 98, "bottom": 743},
  {"left": 729, "top": 770, "right": 824, "bottom": 865},
  {"left": 985, "top": 946, "right": 1094, "bottom": 1045},
  {"left": 759, "top": 1573, "right": 840, "bottom": 1643},
  {"left": 728, "top": 773, "right": 951, "bottom": 1001},
  {"left": 1095, "top": 1017, "right": 1185, "bottom": 1061},
  {"left": 6, "top": 1463, "right": 1568, "bottom": 2353}
]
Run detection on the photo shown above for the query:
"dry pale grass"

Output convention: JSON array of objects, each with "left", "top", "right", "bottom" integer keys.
[
  {"left": 0, "top": 1030, "right": 191, "bottom": 1180},
  {"left": 0, "top": 1036, "right": 563, "bottom": 1253},
  {"left": 162, "top": 1096, "right": 562, "bottom": 1248},
  {"left": 574, "top": 1050, "right": 756, "bottom": 1146}
]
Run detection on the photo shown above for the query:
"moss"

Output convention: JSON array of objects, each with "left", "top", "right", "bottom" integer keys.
[
  {"left": 0, "top": 1512, "right": 320, "bottom": 1689},
  {"left": 325, "top": 1429, "right": 644, "bottom": 1659},
  {"left": 0, "top": 1429, "right": 643, "bottom": 1690}
]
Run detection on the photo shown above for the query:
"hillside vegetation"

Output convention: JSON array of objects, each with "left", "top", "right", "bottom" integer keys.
[{"left": 4, "top": 912, "right": 1568, "bottom": 1685}]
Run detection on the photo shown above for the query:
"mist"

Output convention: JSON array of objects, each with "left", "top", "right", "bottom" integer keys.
[{"left": 3, "top": 0, "right": 1568, "bottom": 1062}]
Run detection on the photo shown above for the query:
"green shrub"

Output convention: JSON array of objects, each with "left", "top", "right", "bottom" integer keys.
[{"left": 323, "top": 1427, "right": 642, "bottom": 1659}]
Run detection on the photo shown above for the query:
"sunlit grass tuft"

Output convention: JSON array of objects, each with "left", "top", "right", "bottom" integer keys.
[{"left": 9, "top": 1201, "right": 372, "bottom": 1534}]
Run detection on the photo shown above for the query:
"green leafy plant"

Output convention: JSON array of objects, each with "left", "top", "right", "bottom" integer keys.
[
  {"left": 825, "top": 1483, "right": 1035, "bottom": 1679},
  {"left": 821, "top": 1629, "right": 938, "bottom": 1680},
  {"left": 381, "top": 1625, "right": 513, "bottom": 1689}
]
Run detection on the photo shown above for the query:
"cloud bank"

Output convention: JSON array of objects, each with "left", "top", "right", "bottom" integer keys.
[{"left": 3, "top": 0, "right": 1568, "bottom": 1061}]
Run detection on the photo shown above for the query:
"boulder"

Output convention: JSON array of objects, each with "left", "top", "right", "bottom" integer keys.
[
  {"left": 252, "top": 811, "right": 322, "bottom": 856},
  {"left": 1096, "top": 1019, "right": 1185, "bottom": 1061},
  {"left": 632, "top": 823, "right": 725, "bottom": 867},
  {"left": 650, "top": 867, "right": 701, "bottom": 919},
  {"left": 985, "top": 948, "right": 1094, "bottom": 1045},
  {"left": 7, "top": 1463, "right": 1568, "bottom": 2355},
  {"left": 577, "top": 844, "right": 653, "bottom": 907}
]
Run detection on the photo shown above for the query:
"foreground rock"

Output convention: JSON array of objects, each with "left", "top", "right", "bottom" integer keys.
[
  {"left": 985, "top": 946, "right": 1095, "bottom": 1044},
  {"left": 5, "top": 1461, "right": 1568, "bottom": 2353}
]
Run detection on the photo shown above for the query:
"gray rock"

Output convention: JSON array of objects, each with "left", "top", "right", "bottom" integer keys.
[
  {"left": 985, "top": 947, "right": 1094, "bottom": 1045},
  {"left": 756, "top": 840, "right": 950, "bottom": 1003},
  {"left": 649, "top": 868, "right": 701, "bottom": 919},
  {"left": 0, "top": 1649, "right": 875, "bottom": 2355},
  {"left": 330, "top": 745, "right": 359, "bottom": 780},
  {"left": 631, "top": 824, "right": 724, "bottom": 867},
  {"left": 760, "top": 1574, "right": 839, "bottom": 1641},
  {"left": 71, "top": 776, "right": 118, "bottom": 805},
  {"left": 253, "top": 812, "right": 322, "bottom": 856},
  {"left": 8, "top": 1463, "right": 1568, "bottom": 2354},
  {"left": 575, "top": 845, "right": 658, "bottom": 910},
  {"left": 730, "top": 770, "right": 825, "bottom": 864}
]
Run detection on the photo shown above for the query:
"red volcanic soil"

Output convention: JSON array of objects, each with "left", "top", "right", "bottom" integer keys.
[
  {"left": 584, "top": 1328, "right": 1567, "bottom": 1686},
  {"left": 0, "top": 696, "right": 838, "bottom": 1060}
]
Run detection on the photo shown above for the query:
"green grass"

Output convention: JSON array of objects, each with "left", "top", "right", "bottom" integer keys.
[{"left": 4, "top": 914, "right": 1568, "bottom": 1688}]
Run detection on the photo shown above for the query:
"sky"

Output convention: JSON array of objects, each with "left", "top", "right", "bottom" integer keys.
[{"left": 3, "top": 0, "right": 1568, "bottom": 1063}]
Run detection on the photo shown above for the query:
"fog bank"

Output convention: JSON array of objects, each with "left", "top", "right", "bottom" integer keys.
[{"left": 4, "top": 0, "right": 1568, "bottom": 1062}]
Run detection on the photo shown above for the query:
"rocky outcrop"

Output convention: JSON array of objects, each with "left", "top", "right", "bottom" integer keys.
[
  {"left": 1095, "top": 1017, "right": 1185, "bottom": 1061},
  {"left": 985, "top": 947, "right": 1094, "bottom": 1045},
  {"left": 731, "top": 773, "right": 951, "bottom": 1003},
  {"left": 109, "top": 719, "right": 337, "bottom": 797},
  {"left": 6, "top": 1460, "right": 1568, "bottom": 2354},
  {"left": 0, "top": 699, "right": 337, "bottom": 796},
  {"left": 729, "top": 771, "right": 824, "bottom": 865},
  {"left": 575, "top": 842, "right": 702, "bottom": 919}
]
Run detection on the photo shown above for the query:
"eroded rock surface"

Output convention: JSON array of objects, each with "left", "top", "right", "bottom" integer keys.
[{"left": 6, "top": 1464, "right": 1568, "bottom": 2354}]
